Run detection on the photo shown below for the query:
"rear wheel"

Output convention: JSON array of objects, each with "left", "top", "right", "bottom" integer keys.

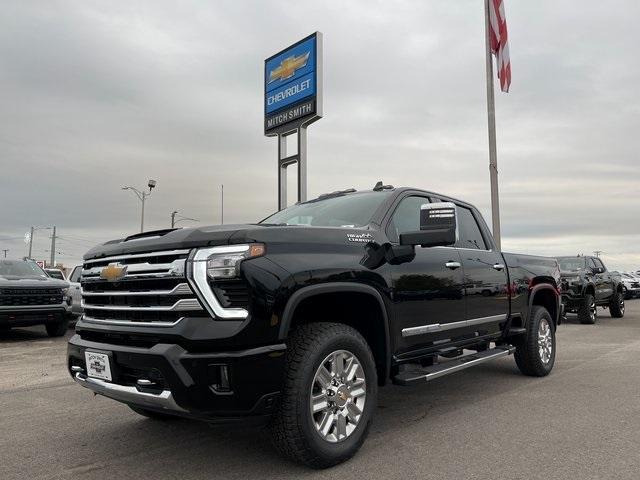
[
  {"left": 578, "top": 293, "right": 597, "bottom": 324},
  {"left": 45, "top": 318, "right": 69, "bottom": 337},
  {"left": 270, "top": 322, "right": 377, "bottom": 469},
  {"left": 609, "top": 290, "right": 625, "bottom": 318},
  {"left": 514, "top": 305, "right": 555, "bottom": 377}
]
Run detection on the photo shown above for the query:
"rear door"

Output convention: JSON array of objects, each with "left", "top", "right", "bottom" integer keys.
[
  {"left": 385, "top": 195, "right": 466, "bottom": 353},
  {"left": 454, "top": 205, "right": 509, "bottom": 335},
  {"left": 591, "top": 257, "right": 612, "bottom": 300}
]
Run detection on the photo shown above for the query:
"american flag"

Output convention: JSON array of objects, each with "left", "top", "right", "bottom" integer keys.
[{"left": 488, "top": 0, "right": 511, "bottom": 92}]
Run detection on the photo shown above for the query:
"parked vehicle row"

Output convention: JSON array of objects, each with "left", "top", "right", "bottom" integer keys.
[{"left": 66, "top": 185, "right": 561, "bottom": 468}]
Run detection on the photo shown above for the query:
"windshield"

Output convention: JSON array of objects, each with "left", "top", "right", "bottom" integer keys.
[
  {"left": 46, "top": 270, "right": 65, "bottom": 280},
  {"left": 0, "top": 260, "right": 48, "bottom": 278},
  {"left": 557, "top": 257, "right": 587, "bottom": 272},
  {"left": 261, "top": 191, "right": 390, "bottom": 227}
]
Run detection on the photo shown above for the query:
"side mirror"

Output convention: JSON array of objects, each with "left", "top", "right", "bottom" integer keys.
[
  {"left": 399, "top": 202, "right": 457, "bottom": 248},
  {"left": 592, "top": 267, "right": 604, "bottom": 274}
]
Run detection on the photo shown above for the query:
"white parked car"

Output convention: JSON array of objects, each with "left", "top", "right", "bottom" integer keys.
[
  {"left": 67, "top": 265, "right": 83, "bottom": 318},
  {"left": 620, "top": 273, "right": 640, "bottom": 299}
]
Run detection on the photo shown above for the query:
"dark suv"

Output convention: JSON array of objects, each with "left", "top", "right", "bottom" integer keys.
[{"left": 557, "top": 256, "right": 625, "bottom": 324}]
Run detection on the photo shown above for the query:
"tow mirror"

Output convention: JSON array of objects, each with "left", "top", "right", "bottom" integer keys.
[{"left": 399, "top": 202, "right": 457, "bottom": 248}]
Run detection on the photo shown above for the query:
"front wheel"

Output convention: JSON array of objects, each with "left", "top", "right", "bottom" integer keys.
[
  {"left": 609, "top": 291, "right": 625, "bottom": 318},
  {"left": 578, "top": 293, "right": 597, "bottom": 324},
  {"left": 514, "top": 305, "right": 556, "bottom": 377},
  {"left": 270, "top": 322, "right": 377, "bottom": 469},
  {"left": 45, "top": 318, "right": 69, "bottom": 337}
]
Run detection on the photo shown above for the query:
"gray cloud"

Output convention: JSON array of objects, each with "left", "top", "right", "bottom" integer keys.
[{"left": 0, "top": 0, "right": 638, "bottom": 271}]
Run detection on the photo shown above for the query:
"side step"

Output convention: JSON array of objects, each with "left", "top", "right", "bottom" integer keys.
[{"left": 392, "top": 346, "right": 516, "bottom": 386}]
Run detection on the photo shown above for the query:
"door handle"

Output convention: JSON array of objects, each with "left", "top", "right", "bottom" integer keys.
[
  {"left": 445, "top": 261, "right": 461, "bottom": 270},
  {"left": 493, "top": 263, "right": 505, "bottom": 271}
]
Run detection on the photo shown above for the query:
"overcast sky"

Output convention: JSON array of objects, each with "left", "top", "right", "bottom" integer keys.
[{"left": 1, "top": 1, "right": 638, "bottom": 271}]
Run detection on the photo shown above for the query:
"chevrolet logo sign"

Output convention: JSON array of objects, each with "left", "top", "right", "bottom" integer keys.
[
  {"left": 268, "top": 52, "right": 310, "bottom": 83},
  {"left": 100, "top": 263, "right": 128, "bottom": 282}
]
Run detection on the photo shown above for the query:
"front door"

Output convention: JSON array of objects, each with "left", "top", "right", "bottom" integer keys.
[{"left": 384, "top": 195, "right": 466, "bottom": 354}]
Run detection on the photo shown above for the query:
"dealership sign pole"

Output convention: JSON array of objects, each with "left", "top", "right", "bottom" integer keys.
[{"left": 264, "top": 32, "right": 323, "bottom": 210}]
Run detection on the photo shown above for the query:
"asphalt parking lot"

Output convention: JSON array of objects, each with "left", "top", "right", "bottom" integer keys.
[{"left": 2, "top": 303, "right": 640, "bottom": 480}]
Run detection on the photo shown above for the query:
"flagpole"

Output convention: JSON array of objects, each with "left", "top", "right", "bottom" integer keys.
[{"left": 484, "top": 0, "right": 502, "bottom": 250}]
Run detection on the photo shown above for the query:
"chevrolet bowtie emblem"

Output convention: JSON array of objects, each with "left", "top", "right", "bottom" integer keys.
[
  {"left": 100, "top": 263, "right": 128, "bottom": 282},
  {"left": 268, "top": 52, "right": 310, "bottom": 83}
]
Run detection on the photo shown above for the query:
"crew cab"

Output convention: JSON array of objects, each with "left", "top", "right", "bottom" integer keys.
[
  {"left": 556, "top": 255, "right": 625, "bottom": 324},
  {"left": 0, "top": 259, "right": 71, "bottom": 336},
  {"left": 68, "top": 186, "right": 561, "bottom": 468}
]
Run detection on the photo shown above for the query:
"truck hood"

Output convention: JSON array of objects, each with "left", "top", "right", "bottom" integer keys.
[
  {"left": 84, "top": 224, "right": 377, "bottom": 261},
  {"left": 0, "top": 276, "right": 69, "bottom": 289}
]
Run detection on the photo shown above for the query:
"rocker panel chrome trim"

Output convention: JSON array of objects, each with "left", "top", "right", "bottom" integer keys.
[{"left": 402, "top": 314, "right": 507, "bottom": 337}]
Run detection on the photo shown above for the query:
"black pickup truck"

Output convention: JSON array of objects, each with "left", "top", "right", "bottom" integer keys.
[
  {"left": 68, "top": 185, "right": 560, "bottom": 468},
  {"left": 557, "top": 255, "right": 625, "bottom": 324},
  {"left": 1, "top": 259, "right": 71, "bottom": 336}
]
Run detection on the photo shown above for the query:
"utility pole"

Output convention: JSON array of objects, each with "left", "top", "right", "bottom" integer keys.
[
  {"left": 221, "top": 184, "right": 224, "bottom": 225},
  {"left": 2, "top": 249, "right": 8, "bottom": 258},
  {"left": 27, "top": 226, "right": 34, "bottom": 259},
  {"left": 50, "top": 226, "right": 57, "bottom": 267},
  {"left": 171, "top": 211, "right": 198, "bottom": 228},
  {"left": 593, "top": 250, "right": 603, "bottom": 258}
]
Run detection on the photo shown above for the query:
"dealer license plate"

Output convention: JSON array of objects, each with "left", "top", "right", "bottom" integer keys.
[{"left": 84, "top": 351, "right": 113, "bottom": 381}]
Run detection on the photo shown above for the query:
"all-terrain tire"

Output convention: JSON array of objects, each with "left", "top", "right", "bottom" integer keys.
[
  {"left": 129, "top": 406, "right": 176, "bottom": 420},
  {"left": 270, "top": 322, "right": 378, "bottom": 469},
  {"left": 578, "top": 293, "right": 597, "bottom": 324},
  {"left": 514, "top": 305, "right": 556, "bottom": 377},
  {"left": 45, "top": 318, "right": 69, "bottom": 337},
  {"left": 609, "top": 290, "right": 625, "bottom": 318}
]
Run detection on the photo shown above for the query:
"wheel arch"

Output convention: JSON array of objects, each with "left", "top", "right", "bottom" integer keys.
[
  {"left": 528, "top": 283, "right": 560, "bottom": 328},
  {"left": 279, "top": 283, "right": 391, "bottom": 385}
]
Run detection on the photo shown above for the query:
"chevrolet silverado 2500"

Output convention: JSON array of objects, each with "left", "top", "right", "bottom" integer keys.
[{"left": 68, "top": 186, "right": 561, "bottom": 468}]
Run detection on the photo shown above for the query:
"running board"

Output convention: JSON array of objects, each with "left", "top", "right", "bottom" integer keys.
[{"left": 392, "top": 346, "right": 516, "bottom": 386}]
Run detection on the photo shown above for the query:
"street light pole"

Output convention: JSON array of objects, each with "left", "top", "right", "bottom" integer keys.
[
  {"left": 50, "top": 226, "right": 57, "bottom": 267},
  {"left": 122, "top": 180, "right": 157, "bottom": 233},
  {"left": 2, "top": 249, "right": 8, "bottom": 258}
]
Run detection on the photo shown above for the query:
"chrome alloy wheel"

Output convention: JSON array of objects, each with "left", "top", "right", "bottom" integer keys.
[
  {"left": 310, "top": 350, "right": 367, "bottom": 443},
  {"left": 589, "top": 300, "right": 597, "bottom": 321},
  {"left": 619, "top": 297, "right": 625, "bottom": 315},
  {"left": 538, "top": 318, "right": 553, "bottom": 364}
]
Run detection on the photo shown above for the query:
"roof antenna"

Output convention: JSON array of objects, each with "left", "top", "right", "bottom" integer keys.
[{"left": 373, "top": 181, "right": 393, "bottom": 191}]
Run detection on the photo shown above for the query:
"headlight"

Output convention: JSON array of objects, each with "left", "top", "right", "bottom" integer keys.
[
  {"left": 206, "top": 244, "right": 265, "bottom": 279},
  {"left": 188, "top": 244, "right": 265, "bottom": 320}
]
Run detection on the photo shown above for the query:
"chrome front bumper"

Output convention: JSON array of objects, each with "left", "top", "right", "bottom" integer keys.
[{"left": 73, "top": 373, "right": 187, "bottom": 413}]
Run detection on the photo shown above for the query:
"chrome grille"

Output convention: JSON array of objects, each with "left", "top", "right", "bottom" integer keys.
[{"left": 81, "top": 249, "right": 204, "bottom": 326}]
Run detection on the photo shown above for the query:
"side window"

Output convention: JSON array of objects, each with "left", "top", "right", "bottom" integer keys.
[
  {"left": 593, "top": 258, "right": 605, "bottom": 271},
  {"left": 69, "top": 266, "right": 82, "bottom": 282},
  {"left": 455, "top": 206, "right": 487, "bottom": 250},
  {"left": 386, "top": 196, "right": 430, "bottom": 243},
  {"left": 588, "top": 258, "right": 598, "bottom": 270}
]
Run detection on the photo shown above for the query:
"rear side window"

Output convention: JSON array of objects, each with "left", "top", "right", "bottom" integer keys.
[{"left": 455, "top": 206, "right": 487, "bottom": 250}]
